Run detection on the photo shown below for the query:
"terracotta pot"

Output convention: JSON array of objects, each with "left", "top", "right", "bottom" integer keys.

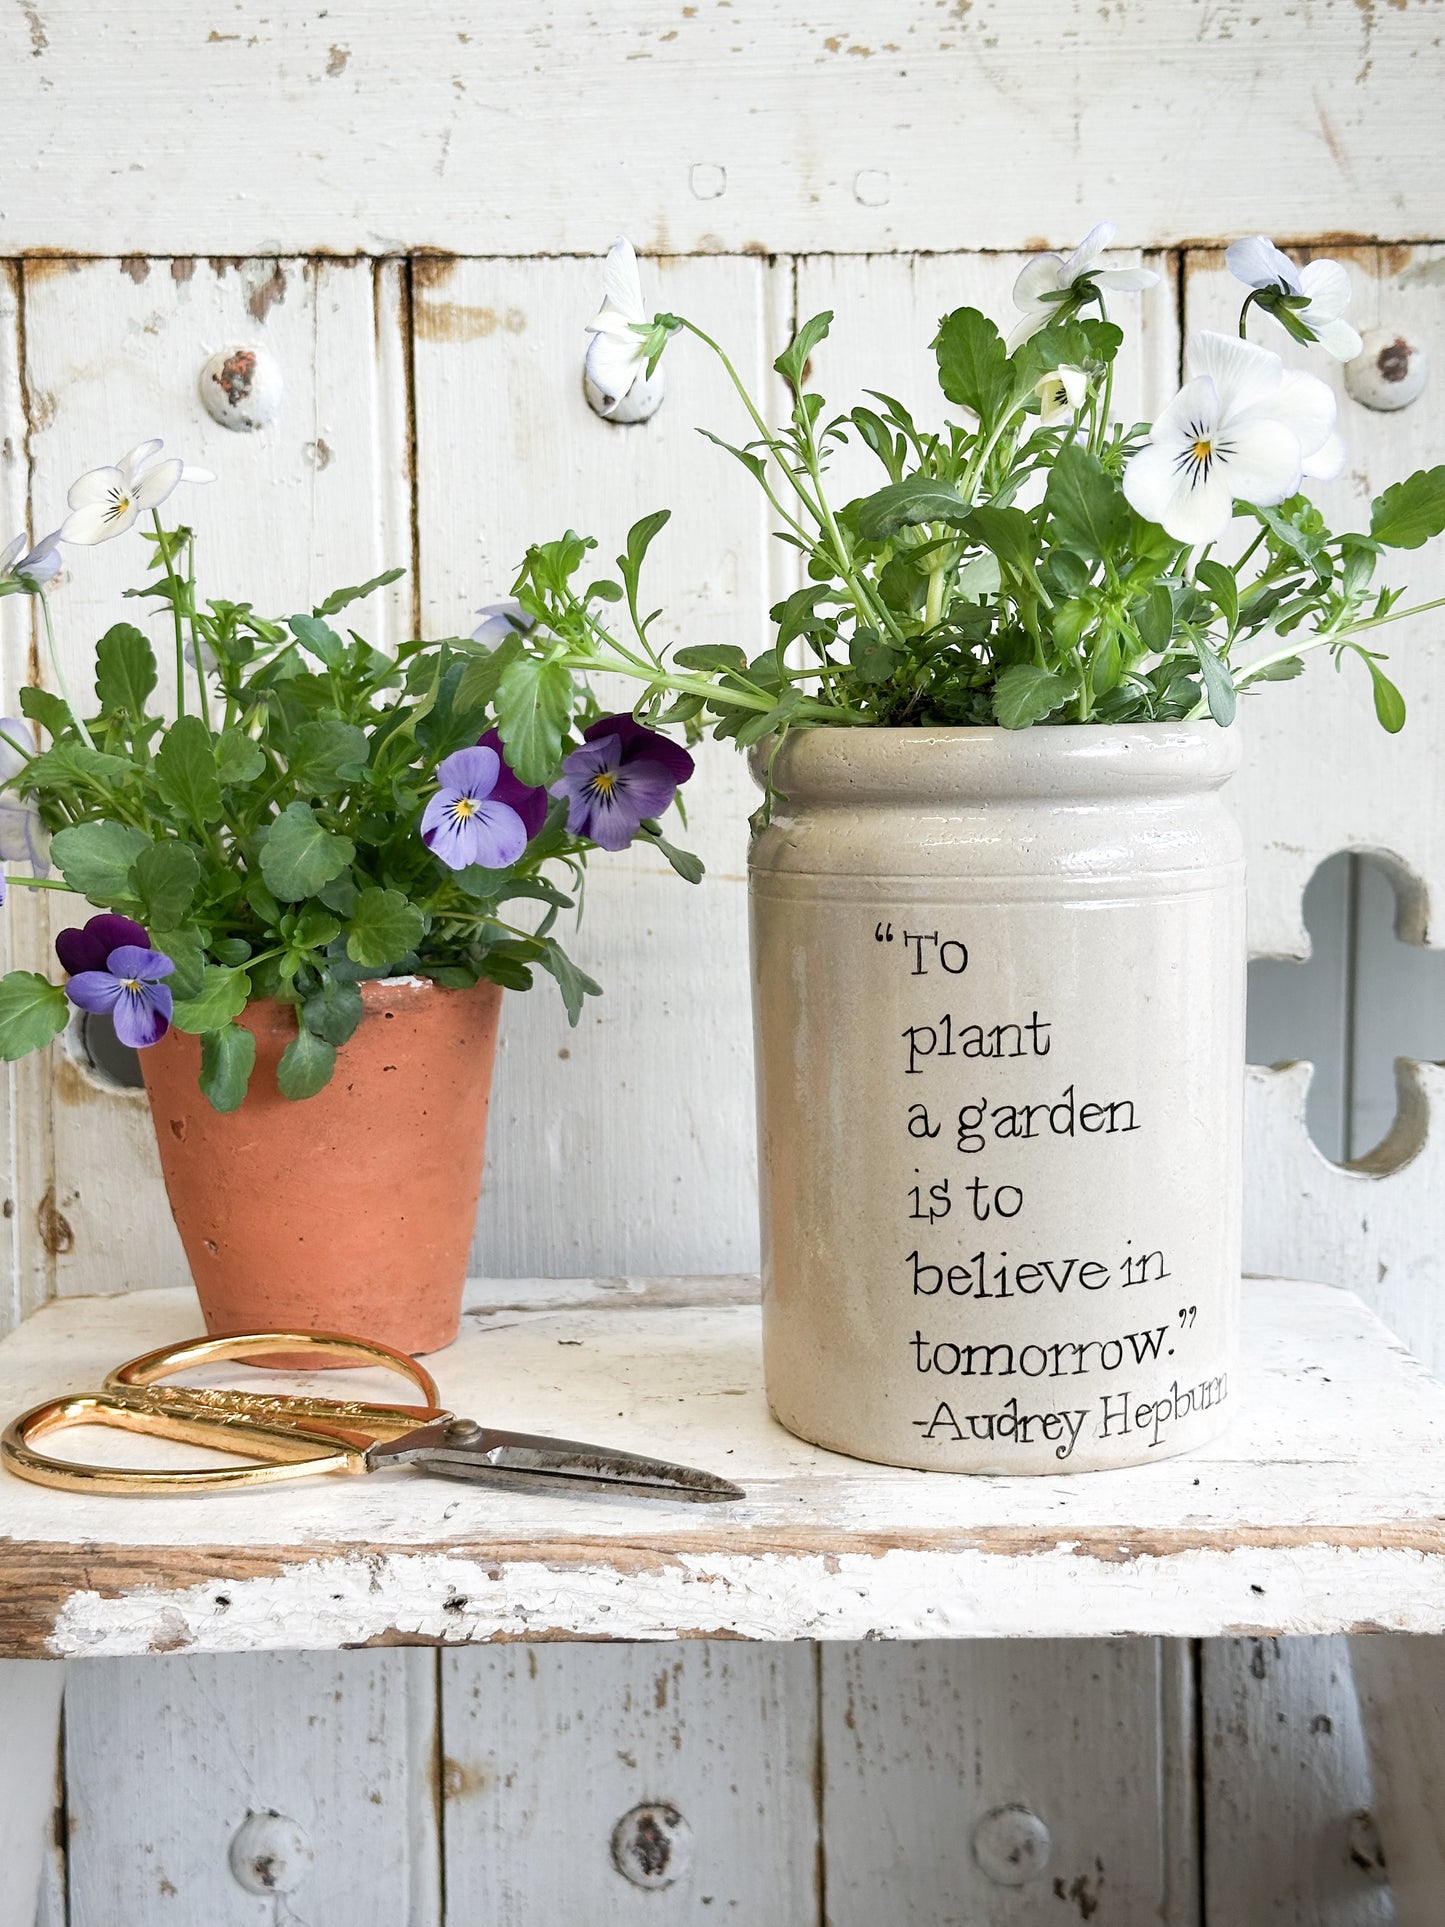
[
  {"left": 749, "top": 724, "right": 1245, "bottom": 1474},
  {"left": 140, "top": 978, "right": 503, "bottom": 1360}
]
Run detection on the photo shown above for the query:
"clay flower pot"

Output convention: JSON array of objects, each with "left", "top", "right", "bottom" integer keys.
[
  {"left": 750, "top": 724, "right": 1245, "bottom": 1475},
  {"left": 140, "top": 978, "right": 503, "bottom": 1358}
]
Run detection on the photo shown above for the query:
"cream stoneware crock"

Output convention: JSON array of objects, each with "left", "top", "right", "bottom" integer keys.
[{"left": 749, "top": 724, "right": 1245, "bottom": 1474}]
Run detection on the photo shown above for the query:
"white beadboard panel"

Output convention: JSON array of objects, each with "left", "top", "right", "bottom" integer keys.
[
  {"left": 1184, "top": 246, "right": 1445, "bottom": 965},
  {"left": 1203, "top": 1638, "right": 1392, "bottom": 1927},
  {"left": 1350, "top": 1639, "right": 1445, "bottom": 1927},
  {"left": 0, "top": 1660, "right": 65, "bottom": 1927},
  {"left": 821, "top": 1640, "right": 1195, "bottom": 1926},
  {"left": 18, "top": 255, "right": 413, "bottom": 1302},
  {"left": 413, "top": 253, "right": 787, "bottom": 1276},
  {"left": 64, "top": 1650, "right": 441, "bottom": 1926},
  {"left": 440, "top": 1641, "right": 818, "bottom": 1924},
  {"left": 2, "top": 5, "right": 1443, "bottom": 255},
  {"left": 793, "top": 247, "right": 1180, "bottom": 499}
]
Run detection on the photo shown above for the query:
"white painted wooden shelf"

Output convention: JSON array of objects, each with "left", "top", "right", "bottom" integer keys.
[{"left": 0, "top": 1275, "right": 1441, "bottom": 1658}]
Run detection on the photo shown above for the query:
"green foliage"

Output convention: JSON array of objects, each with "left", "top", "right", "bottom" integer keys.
[
  {"left": 0, "top": 972, "right": 69, "bottom": 1060},
  {"left": 1, "top": 542, "right": 683, "bottom": 1109},
  {"left": 501, "top": 269, "right": 1439, "bottom": 750}
]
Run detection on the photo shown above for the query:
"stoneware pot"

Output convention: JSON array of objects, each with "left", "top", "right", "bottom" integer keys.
[
  {"left": 140, "top": 977, "right": 503, "bottom": 1360},
  {"left": 749, "top": 724, "right": 1245, "bottom": 1474}
]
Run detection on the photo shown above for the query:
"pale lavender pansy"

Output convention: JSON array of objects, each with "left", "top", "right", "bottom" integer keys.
[
  {"left": 0, "top": 531, "right": 63, "bottom": 589},
  {"left": 64, "top": 943, "right": 175, "bottom": 1049},
  {"left": 1226, "top": 236, "right": 1363, "bottom": 362},
  {"left": 420, "top": 744, "right": 529, "bottom": 871},
  {"left": 0, "top": 717, "right": 49, "bottom": 877},
  {"left": 1008, "top": 221, "right": 1160, "bottom": 347},
  {"left": 470, "top": 601, "right": 535, "bottom": 650}
]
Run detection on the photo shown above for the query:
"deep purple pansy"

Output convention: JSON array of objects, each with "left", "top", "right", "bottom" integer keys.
[
  {"left": 476, "top": 728, "right": 549, "bottom": 841},
  {"left": 64, "top": 944, "right": 175, "bottom": 1049},
  {"left": 420, "top": 744, "right": 529, "bottom": 872},
  {"left": 56, "top": 914, "right": 152, "bottom": 977},
  {"left": 552, "top": 713, "right": 695, "bottom": 853}
]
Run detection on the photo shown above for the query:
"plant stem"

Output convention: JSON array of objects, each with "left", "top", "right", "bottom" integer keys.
[
  {"left": 2, "top": 874, "right": 75, "bottom": 891},
  {"left": 186, "top": 530, "right": 212, "bottom": 729},
  {"left": 39, "top": 593, "right": 96, "bottom": 751},
  {"left": 152, "top": 512, "right": 187, "bottom": 721}
]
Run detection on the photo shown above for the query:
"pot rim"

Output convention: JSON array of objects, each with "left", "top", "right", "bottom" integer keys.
[{"left": 749, "top": 719, "right": 1241, "bottom": 804}]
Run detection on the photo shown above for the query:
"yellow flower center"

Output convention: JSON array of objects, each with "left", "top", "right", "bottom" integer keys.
[
  {"left": 1191, "top": 437, "right": 1212, "bottom": 463},
  {"left": 121, "top": 978, "right": 142, "bottom": 993},
  {"left": 452, "top": 796, "right": 478, "bottom": 818},
  {"left": 591, "top": 770, "right": 617, "bottom": 795},
  {"left": 106, "top": 490, "right": 133, "bottom": 523}
]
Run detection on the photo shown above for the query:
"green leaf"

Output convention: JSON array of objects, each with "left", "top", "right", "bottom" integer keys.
[
  {"left": 0, "top": 971, "right": 69, "bottom": 1060},
  {"left": 638, "top": 826, "right": 704, "bottom": 884},
  {"left": 1369, "top": 465, "right": 1445, "bottom": 549},
  {"left": 260, "top": 801, "right": 356, "bottom": 902},
  {"left": 301, "top": 977, "right": 364, "bottom": 1047},
  {"left": 150, "top": 925, "right": 205, "bottom": 999},
  {"left": 773, "top": 311, "right": 832, "bottom": 390},
  {"left": 277, "top": 1023, "right": 337, "bottom": 1100},
  {"left": 535, "top": 938, "right": 603, "bottom": 1025},
  {"left": 289, "top": 904, "right": 341, "bottom": 951},
  {"left": 210, "top": 937, "right": 252, "bottom": 968},
  {"left": 1044, "top": 443, "right": 1129, "bottom": 559},
  {"left": 130, "top": 840, "right": 202, "bottom": 929},
  {"left": 22, "top": 741, "right": 138, "bottom": 794},
  {"left": 170, "top": 965, "right": 252, "bottom": 1034},
  {"left": 1136, "top": 583, "right": 1175, "bottom": 651},
  {"left": 673, "top": 643, "right": 748, "bottom": 673},
  {"left": 1195, "top": 559, "right": 1239, "bottom": 633},
  {"left": 288, "top": 612, "right": 346, "bottom": 666},
  {"left": 620, "top": 509, "right": 671, "bottom": 591},
  {"left": 453, "top": 632, "right": 523, "bottom": 716},
  {"left": 344, "top": 886, "right": 426, "bottom": 968},
  {"left": 246, "top": 876, "right": 282, "bottom": 925},
  {"left": 199, "top": 1023, "right": 256, "bottom": 1113},
  {"left": 215, "top": 727, "right": 266, "bottom": 785},
  {"left": 933, "top": 307, "right": 1012, "bottom": 421},
  {"left": 1194, "top": 638, "right": 1238, "bottom": 727},
  {"left": 287, "top": 719, "right": 369, "bottom": 794},
  {"left": 856, "top": 479, "right": 971, "bottom": 542},
  {"left": 962, "top": 505, "right": 1039, "bottom": 581},
  {"left": 50, "top": 821, "right": 151, "bottom": 902},
  {"left": 495, "top": 658, "right": 574, "bottom": 788},
  {"left": 993, "top": 663, "right": 1074, "bottom": 729},
  {"left": 18, "top": 685, "right": 73, "bottom": 740},
  {"left": 318, "top": 871, "right": 359, "bottom": 916},
  {"left": 1366, "top": 658, "right": 1407, "bottom": 732},
  {"left": 94, "top": 623, "right": 159, "bottom": 718},
  {"left": 312, "top": 566, "right": 405, "bottom": 617},
  {"left": 155, "top": 715, "right": 223, "bottom": 826}
]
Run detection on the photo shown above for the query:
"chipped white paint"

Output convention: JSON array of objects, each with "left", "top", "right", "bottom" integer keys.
[
  {"left": 2, "top": 4, "right": 1443, "bottom": 255},
  {"left": 0, "top": 1277, "right": 1441, "bottom": 1657}
]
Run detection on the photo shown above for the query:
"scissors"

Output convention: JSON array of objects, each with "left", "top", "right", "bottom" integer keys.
[{"left": 0, "top": 1329, "right": 744, "bottom": 1504}]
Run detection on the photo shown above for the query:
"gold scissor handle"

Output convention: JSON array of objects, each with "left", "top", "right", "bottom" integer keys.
[{"left": 2, "top": 1330, "right": 450, "bottom": 1495}]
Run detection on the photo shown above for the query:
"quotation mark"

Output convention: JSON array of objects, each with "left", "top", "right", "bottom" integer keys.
[
  {"left": 1177, "top": 1306, "right": 1197, "bottom": 1328},
  {"left": 875, "top": 921, "right": 895, "bottom": 943}
]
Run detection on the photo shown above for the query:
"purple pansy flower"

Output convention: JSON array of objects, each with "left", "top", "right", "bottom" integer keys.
[
  {"left": 476, "top": 728, "right": 549, "bottom": 841},
  {"left": 420, "top": 744, "right": 529, "bottom": 872},
  {"left": 56, "top": 914, "right": 152, "bottom": 977},
  {"left": 64, "top": 943, "right": 175, "bottom": 1049},
  {"left": 552, "top": 713, "right": 695, "bottom": 853}
]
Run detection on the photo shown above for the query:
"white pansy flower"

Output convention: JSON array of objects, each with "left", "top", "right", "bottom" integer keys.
[
  {"left": 584, "top": 239, "right": 666, "bottom": 421},
  {"left": 0, "top": 530, "right": 62, "bottom": 589},
  {"left": 0, "top": 717, "right": 49, "bottom": 875},
  {"left": 1226, "top": 236, "right": 1363, "bottom": 362},
  {"left": 1009, "top": 221, "right": 1160, "bottom": 347},
  {"left": 60, "top": 438, "right": 216, "bottom": 546},
  {"left": 1123, "top": 331, "right": 1339, "bottom": 546},
  {"left": 1034, "top": 365, "right": 1088, "bottom": 425},
  {"left": 471, "top": 600, "right": 535, "bottom": 649}
]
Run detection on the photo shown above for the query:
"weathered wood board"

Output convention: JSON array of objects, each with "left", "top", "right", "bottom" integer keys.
[
  {"left": 62, "top": 1649, "right": 441, "bottom": 1925},
  {"left": 3, "top": 2, "right": 1442, "bottom": 255},
  {"left": 0, "top": 1276, "right": 1441, "bottom": 1659},
  {"left": 441, "top": 1642, "right": 818, "bottom": 1924}
]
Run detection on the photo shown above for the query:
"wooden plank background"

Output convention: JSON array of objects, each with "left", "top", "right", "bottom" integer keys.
[{"left": 4, "top": 0, "right": 1445, "bottom": 1918}]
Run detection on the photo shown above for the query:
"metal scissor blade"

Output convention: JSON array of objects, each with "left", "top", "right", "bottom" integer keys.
[{"left": 368, "top": 1417, "right": 744, "bottom": 1504}]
